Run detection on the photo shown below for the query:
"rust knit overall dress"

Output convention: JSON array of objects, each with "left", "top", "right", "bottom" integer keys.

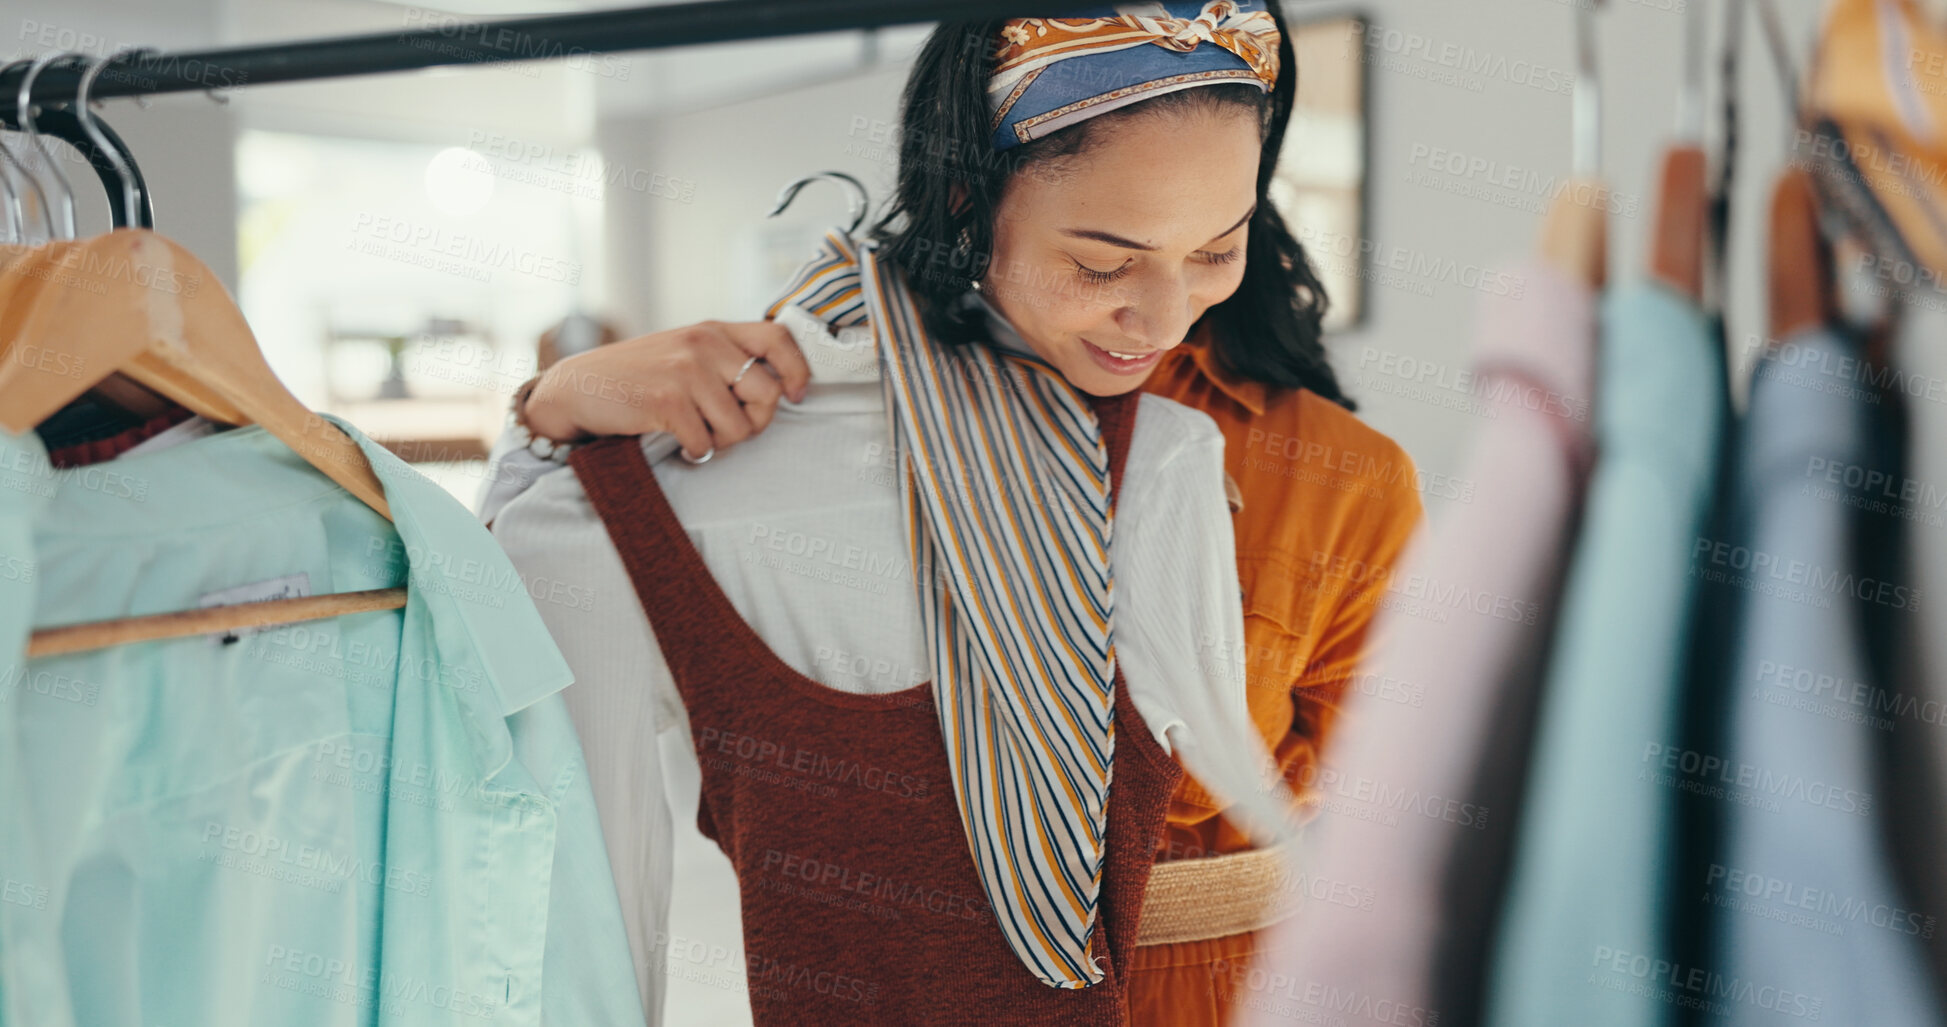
[{"left": 569, "top": 387, "right": 1183, "bottom": 1026}]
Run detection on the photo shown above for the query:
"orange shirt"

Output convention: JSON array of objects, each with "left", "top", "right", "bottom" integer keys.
[
  {"left": 1123, "top": 330, "right": 1424, "bottom": 1027},
  {"left": 1139, "top": 330, "right": 1426, "bottom": 862}
]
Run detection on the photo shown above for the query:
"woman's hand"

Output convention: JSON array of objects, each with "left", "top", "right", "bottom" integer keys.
[{"left": 523, "top": 320, "right": 812, "bottom": 460}]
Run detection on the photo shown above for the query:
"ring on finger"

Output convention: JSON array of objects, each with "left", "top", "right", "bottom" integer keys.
[
  {"left": 680, "top": 444, "right": 715, "bottom": 465},
  {"left": 730, "top": 355, "right": 765, "bottom": 387}
]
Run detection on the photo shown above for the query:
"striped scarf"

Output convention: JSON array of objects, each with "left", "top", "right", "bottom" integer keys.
[{"left": 767, "top": 230, "right": 1120, "bottom": 987}]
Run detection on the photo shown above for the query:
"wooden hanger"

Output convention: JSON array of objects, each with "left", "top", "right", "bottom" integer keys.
[
  {"left": 1649, "top": 149, "right": 1706, "bottom": 300},
  {"left": 1541, "top": 181, "right": 1609, "bottom": 289},
  {"left": 1752, "top": 0, "right": 1833, "bottom": 343},
  {"left": 1649, "top": 0, "right": 1709, "bottom": 301},
  {"left": 0, "top": 231, "right": 389, "bottom": 512},
  {"left": 0, "top": 230, "right": 407, "bottom": 657},
  {"left": 0, "top": 241, "right": 189, "bottom": 421},
  {"left": 1766, "top": 167, "right": 1833, "bottom": 342},
  {"left": 1543, "top": 0, "right": 1608, "bottom": 288}
]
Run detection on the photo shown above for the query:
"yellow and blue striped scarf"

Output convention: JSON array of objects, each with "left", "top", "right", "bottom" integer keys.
[{"left": 767, "top": 229, "right": 1120, "bottom": 987}]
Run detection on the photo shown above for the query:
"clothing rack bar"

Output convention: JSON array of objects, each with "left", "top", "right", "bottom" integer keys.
[{"left": 0, "top": 0, "right": 1042, "bottom": 123}]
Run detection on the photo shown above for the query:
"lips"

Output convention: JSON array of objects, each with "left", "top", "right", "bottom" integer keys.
[{"left": 1081, "top": 338, "right": 1162, "bottom": 375}]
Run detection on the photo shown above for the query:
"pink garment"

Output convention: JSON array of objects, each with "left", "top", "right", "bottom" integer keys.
[{"left": 1241, "top": 258, "right": 1598, "bottom": 1027}]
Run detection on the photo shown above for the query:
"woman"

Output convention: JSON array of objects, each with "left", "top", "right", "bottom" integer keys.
[{"left": 484, "top": 3, "right": 1422, "bottom": 1024}]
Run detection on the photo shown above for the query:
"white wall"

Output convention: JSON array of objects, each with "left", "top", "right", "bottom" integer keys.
[
  {"left": 609, "top": 0, "right": 1821, "bottom": 498},
  {"left": 597, "top": 57, "right": 914, "bottom": 334}
]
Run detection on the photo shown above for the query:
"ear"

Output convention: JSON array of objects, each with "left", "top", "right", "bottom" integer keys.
[{"left": 949, "top": 183, "right": 971, "bottom": 217}]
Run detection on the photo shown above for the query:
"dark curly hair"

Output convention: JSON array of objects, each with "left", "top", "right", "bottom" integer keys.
[{"left": 862, "top": 0, "right": 1352, "bottom": 409}]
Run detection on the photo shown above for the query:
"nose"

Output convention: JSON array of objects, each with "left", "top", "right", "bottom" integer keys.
[{"left": 1110, "top": 274, "right": 1196, "bottom": 351}]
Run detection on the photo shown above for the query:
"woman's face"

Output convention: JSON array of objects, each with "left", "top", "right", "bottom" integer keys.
[{"left": 979, "top": 106, "right": 1261, "bottom": 397}]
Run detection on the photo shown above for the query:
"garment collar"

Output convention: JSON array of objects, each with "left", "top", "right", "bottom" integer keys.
[
  {"left": 772, "top": 285, "right": 1040, "bottom": 394},
  {"left": 332, "top": 415, "right": 575, "bottom": 723},
  {"left": 964, "top": 288, "right": 1042, "bottom": 361},
  {"left": 1179, "top": 321, "right": 1271, "bottom": 416}
]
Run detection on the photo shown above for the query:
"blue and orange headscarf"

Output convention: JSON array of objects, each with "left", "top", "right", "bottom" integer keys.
[{"left": 987, "top": 1, "right": 1282, "bottom": 151}]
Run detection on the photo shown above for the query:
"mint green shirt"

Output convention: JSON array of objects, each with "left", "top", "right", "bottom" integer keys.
[
  {"left": 0, "top": 419, "right": 642, "bottom": 1027},
  {"left": 1485, "top": 283, "right": 1726, "bottom": 1026}
]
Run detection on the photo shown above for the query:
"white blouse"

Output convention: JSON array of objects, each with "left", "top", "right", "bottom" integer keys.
[{"left": 478, "top": 297, "right": 1289, "bottom": 1025}]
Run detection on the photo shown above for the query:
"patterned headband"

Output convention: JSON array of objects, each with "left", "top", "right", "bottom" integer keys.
[{"left": 987, "top": 0, "right": 1282, "bottom": 151}]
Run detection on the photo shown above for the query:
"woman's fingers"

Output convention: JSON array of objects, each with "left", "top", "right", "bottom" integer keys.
[
  {"left": 522, "top": 317, "right": 813, "bottom": 452},
  {"left": 720, "top": 320, "right": 811, "bottom": 402},
  {"left": 730, "top": 359, "right": 785, "bottom": 432},
  {"left": 663, "top": 400, "right": 716, "bottom": 462},
  {"left": 680, "top": 329, "right": 758, "bottom": 448}
]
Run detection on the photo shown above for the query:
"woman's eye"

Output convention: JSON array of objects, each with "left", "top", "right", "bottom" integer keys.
[
  {"left": 1071, "top": 260, "right": 1132, "bottom": 284},
  {"left": 1070, "top": 247, "right": 1239, "bottom": 284}
]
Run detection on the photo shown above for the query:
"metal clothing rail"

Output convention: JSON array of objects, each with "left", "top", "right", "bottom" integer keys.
[{"left": 0, "top": 0, "right": 1042, "bottom": 123}]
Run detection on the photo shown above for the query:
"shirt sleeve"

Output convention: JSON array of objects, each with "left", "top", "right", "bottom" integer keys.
[
  {"left": 488, "top": 452, "right": 684, "bottom": 1024},
  {"left": 480, "top": 419, "right": 688, "bottom": 528},
  {"left": 476, "top": 418, "right": 557, "bottom": 527},
  {"left": 1114, "top": 398, "right": 1299, "bottom": 848}
]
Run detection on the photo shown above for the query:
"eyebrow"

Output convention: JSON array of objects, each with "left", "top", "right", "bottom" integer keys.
[{"left": 1059, "top": 203, "right": 1257, "bottom": 251}]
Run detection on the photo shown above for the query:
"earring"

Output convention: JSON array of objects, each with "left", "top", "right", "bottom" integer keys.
[{"left": 956, "top": 224, "right": 983, "bottom": 292}]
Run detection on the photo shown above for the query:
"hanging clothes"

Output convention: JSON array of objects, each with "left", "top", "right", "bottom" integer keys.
[
  {"left": 1883, "top": 291, "right": 1947, "bottom": 1000},
  {"left": 0, "top": 429, "right": 52, "bottom": 1027},
  {"left": 1243, "top": 256, "right": 1599, "bottom": 1027},
  {"left": 1483, "top": 281, "right": 1728, "bottom": 1027},
  {"left": 1694, "top": 327, "right": 1941, "bottom": 1026},
  {"left": 480, "top": 230, "right": 1282, "bottom": 1025},
  {"left": 0, "top": 418, "right": 643, "bottom": 1027},
  {"left": 1807, "top": 0, "right": 1947, "bottom": 277}
]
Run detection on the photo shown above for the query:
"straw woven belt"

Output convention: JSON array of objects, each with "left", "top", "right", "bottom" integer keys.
[{"left": 1135, "top": 840, "right": 1301, "bottom": 946}]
